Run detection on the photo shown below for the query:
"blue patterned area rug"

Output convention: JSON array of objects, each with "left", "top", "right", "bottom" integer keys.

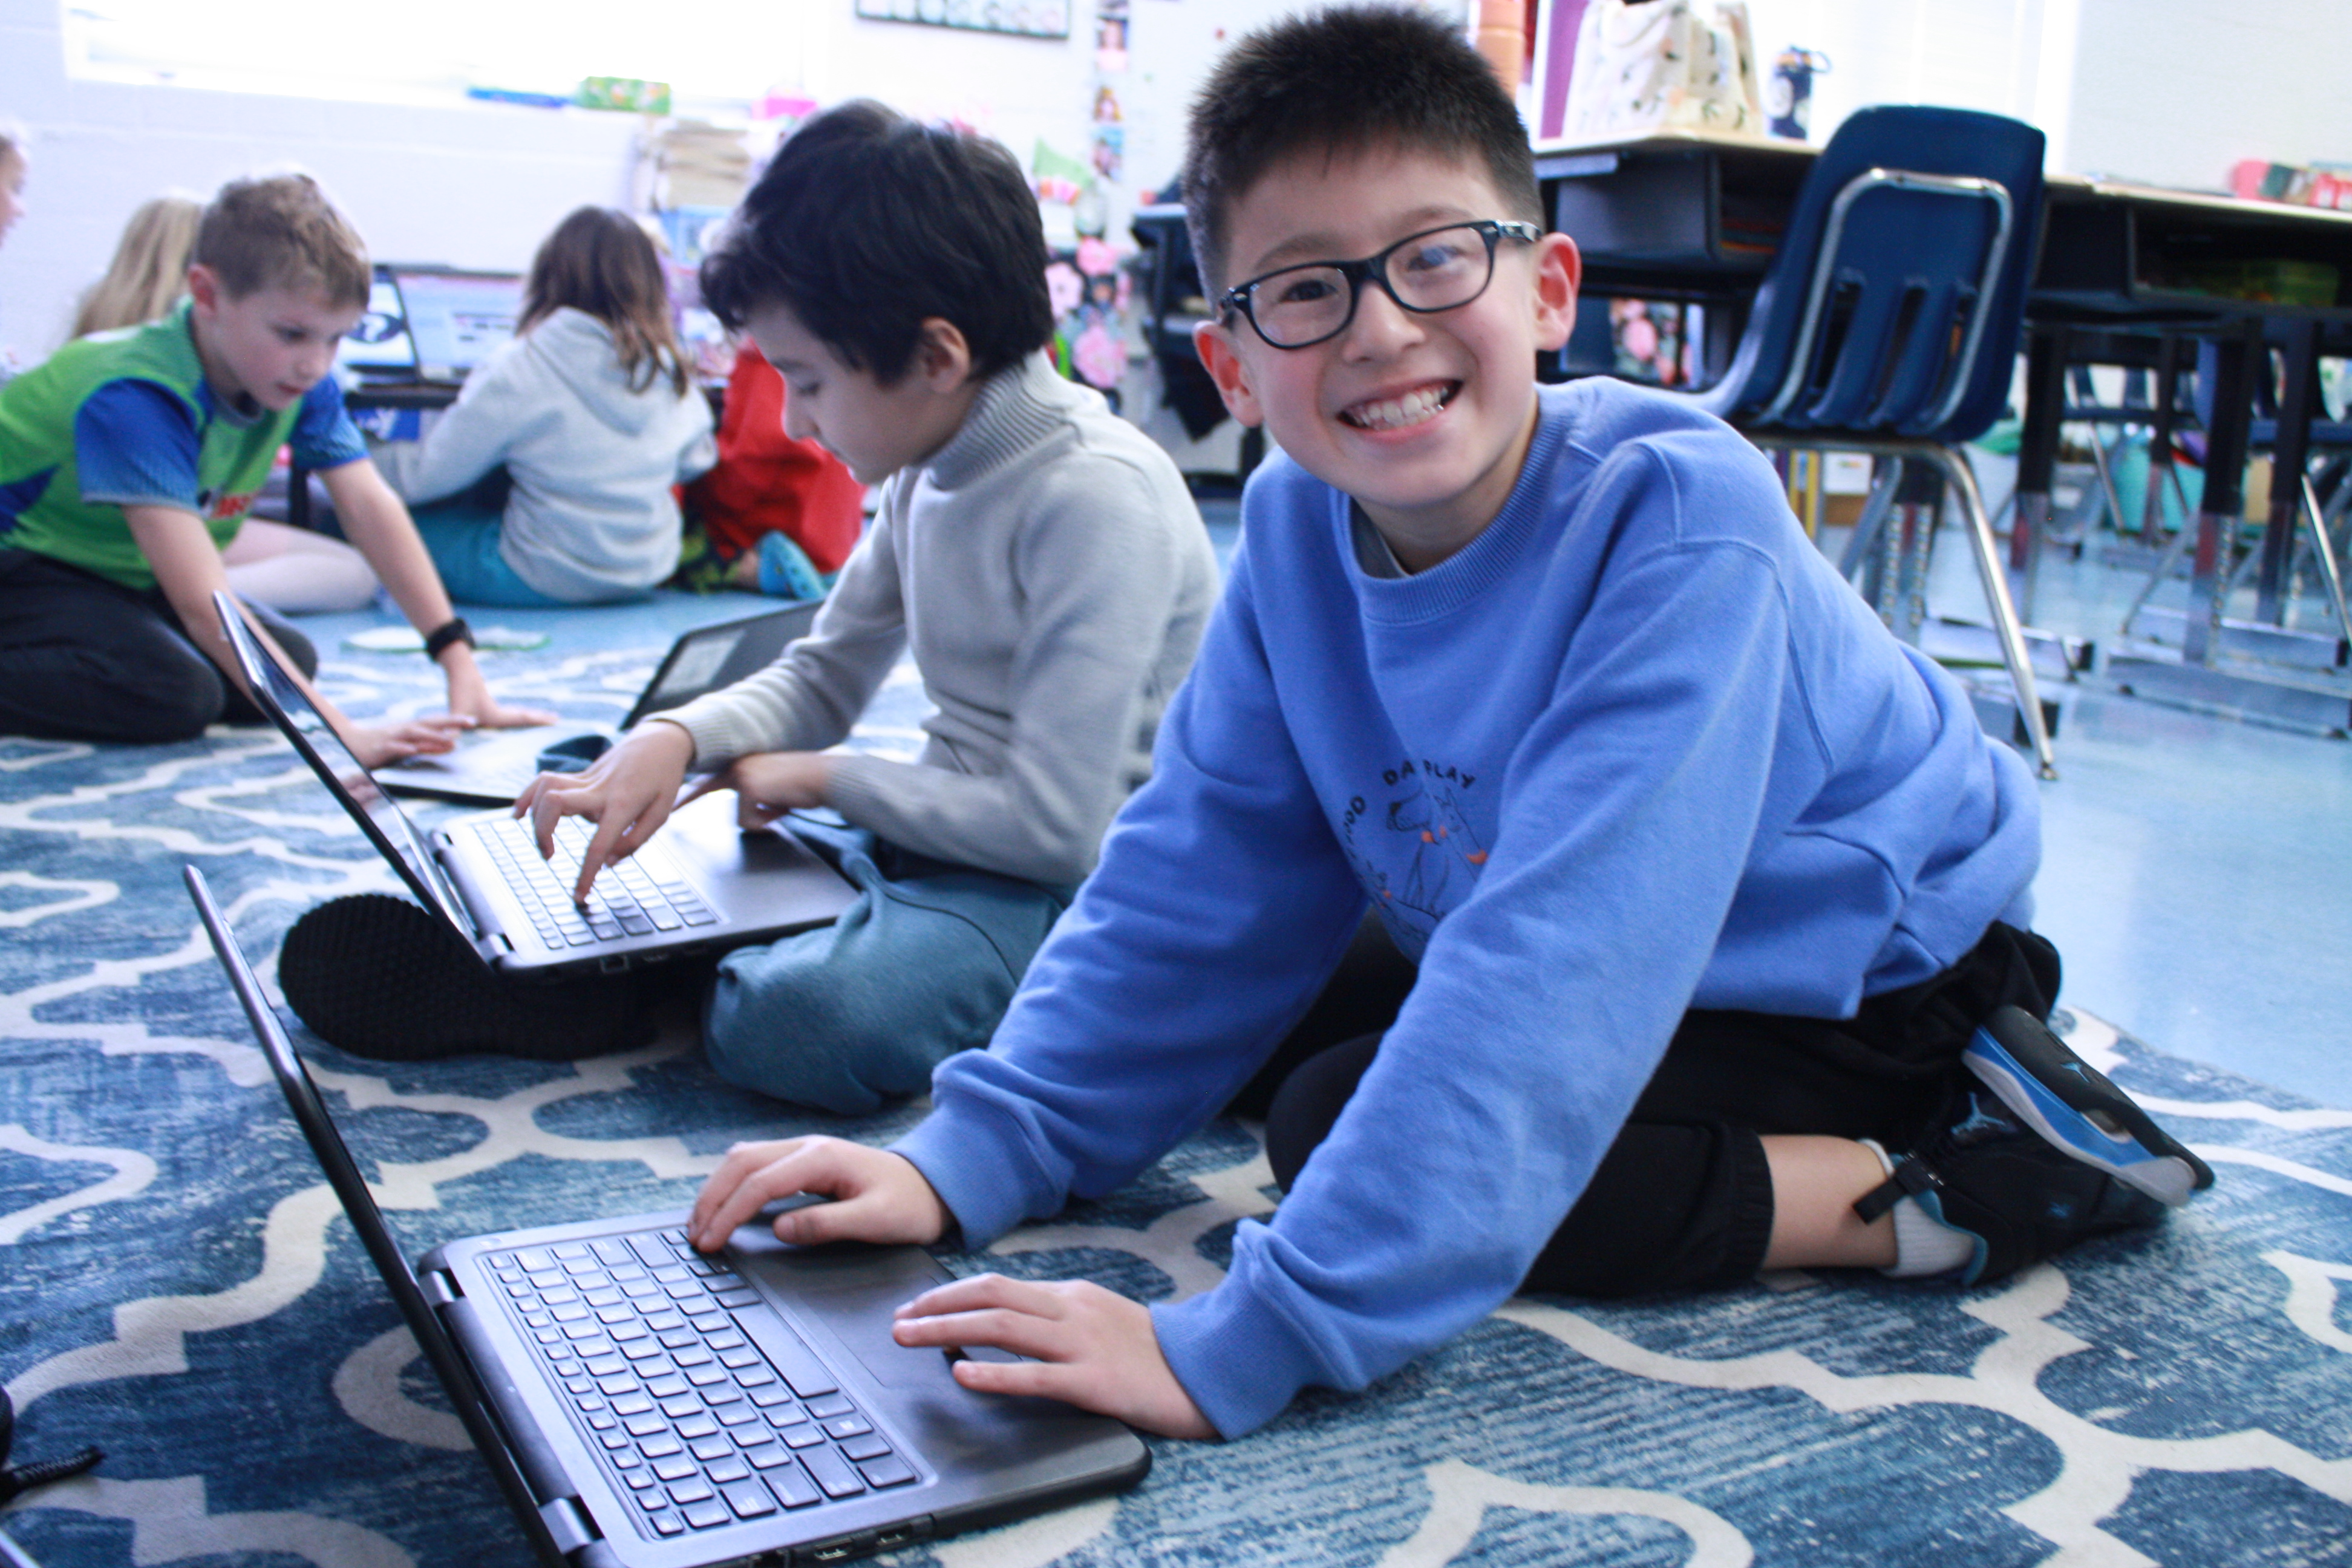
[{"left": 2, "top": 599, "right": 2350, "bottom": 1567}]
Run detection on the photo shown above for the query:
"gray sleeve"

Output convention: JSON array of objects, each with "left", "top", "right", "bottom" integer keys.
[
  {"left": 371, "top": 357, "right": 532, "bottom": 505},
  {"left": 824, "top": 460, "right": 1203, "bottom": 885},
  {"left": 661, "top": 502, "right": 907, "bottom": 762}
]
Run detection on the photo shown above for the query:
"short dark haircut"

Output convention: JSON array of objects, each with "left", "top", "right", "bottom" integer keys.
[
  {"left": 1181, "top": 5, "right": 1541, "bottom": 294},
  {"left": 701, "top": 100, "right": 1052, "bottom": 385},
  {"left": 195, "top": 172, "right": 371, "bottom": 309}
]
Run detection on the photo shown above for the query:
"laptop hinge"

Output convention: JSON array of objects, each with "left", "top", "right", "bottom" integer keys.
[
  {"left": 538, "top": 1496, "right": 598, "bottom": 1558},
  {"left": 420, "top": 1269, "right": 459, "bottom": 1309},
  {"left": 429, "top": 834, "right": 491, "bottom": 942}
]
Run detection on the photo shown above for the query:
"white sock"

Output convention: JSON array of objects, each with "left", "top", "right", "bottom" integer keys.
[{"left": 1858, "top": 1138, "right": 1976, "bottom": 1279}]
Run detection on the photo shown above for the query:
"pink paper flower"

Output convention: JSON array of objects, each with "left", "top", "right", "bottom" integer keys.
[
  {"left": 1074, "top": 321, "right": 1126, "bottom": 388},
  {"left": 1046, "top": 262, "right": 1084, "bottom": 318},
  {"left": 1076, "top": 237, "right": 1118, "bottom": 278}
]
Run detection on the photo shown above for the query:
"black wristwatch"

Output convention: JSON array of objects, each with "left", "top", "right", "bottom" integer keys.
[{"left": 423, "top": 616, "right": 475, "bottom": 659}]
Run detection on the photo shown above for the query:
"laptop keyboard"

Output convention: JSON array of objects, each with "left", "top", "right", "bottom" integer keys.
[
  {"left": 490, "top": 1227, "right": 919, "bottom": 1538},
  {"left": 470, "top": 815, "right": 719, "bottom": 949}
]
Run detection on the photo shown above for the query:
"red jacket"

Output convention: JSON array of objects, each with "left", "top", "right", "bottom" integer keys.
[{"left": 686, "top": 344, "right": 864, "bottom": 573}]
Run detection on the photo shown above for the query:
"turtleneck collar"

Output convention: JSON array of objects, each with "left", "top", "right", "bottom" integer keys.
[{"left": 921, "top": 351, "right": 1078, "bottom": 492}]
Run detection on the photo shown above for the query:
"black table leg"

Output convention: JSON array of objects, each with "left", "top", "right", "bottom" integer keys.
[
  {"left": 2011, "top": 327, "right": 2068, "bottom": 622},
  {"left": 2143, "top": 336, "right": 2186, "bottom": 539},
  {"left": 2255, "top": 321, "right": 2318, "bottom": 626},
  {"left": 2184, "top": 321, "right": 2256, "bottom": 666}
]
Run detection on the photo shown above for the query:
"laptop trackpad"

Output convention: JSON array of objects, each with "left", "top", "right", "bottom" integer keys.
[{"left": 736, "top": 1235, "right": 1002, "bottom": 1391}]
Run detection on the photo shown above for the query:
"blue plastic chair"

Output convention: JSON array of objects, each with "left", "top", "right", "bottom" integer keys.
[{"left": 1663, "top": 105, "right": 2057, "bottom": 775}]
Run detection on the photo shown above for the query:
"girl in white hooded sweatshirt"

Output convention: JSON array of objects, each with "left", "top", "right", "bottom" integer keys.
[{"left": 376, "top": 207, "right": 716, "bottom": 605}]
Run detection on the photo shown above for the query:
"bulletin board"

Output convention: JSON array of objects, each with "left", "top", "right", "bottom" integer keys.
[{"left": 853, "top": 0, "right": 1071, "bottom": 41}]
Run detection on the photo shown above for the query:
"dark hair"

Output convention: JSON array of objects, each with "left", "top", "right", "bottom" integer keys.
[
  {"left": 700, "top": 100, "right": 1052, "bottom": 385},
  {"left": 1181, "top": 5, "right": 1541, "bottom": 294},
  {"left": 195, "top": 172, "right": 371, "bottom": 309},
  {"left": 523, "top": 207, "right": 690, "bottom": 397}
]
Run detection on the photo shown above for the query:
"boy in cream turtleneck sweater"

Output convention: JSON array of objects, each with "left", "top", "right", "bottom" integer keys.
[{"left": 286, "top": 101, "right": 1218, "bottom": 1111}]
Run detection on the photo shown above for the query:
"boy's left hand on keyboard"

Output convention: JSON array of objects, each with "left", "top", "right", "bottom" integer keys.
[{"left": 681, "top": 751, "right": 835, "bottom": 830}]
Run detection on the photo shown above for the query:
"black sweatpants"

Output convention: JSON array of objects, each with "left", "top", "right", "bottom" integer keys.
[
  {"left": 1251, "top": 915, "right": 2062, "bottom": 1299},
  {"left": 0, "top": 546, "right": 318, "bottom": 744}
]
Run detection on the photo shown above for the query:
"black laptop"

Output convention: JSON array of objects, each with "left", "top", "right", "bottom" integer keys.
[
  {"left": 188, "top": 864, "right": 1150, "bottom": 1566},
  {"left": 376, "top": 601, "right": 823, "bottom": 807},
  {"left": 217, "top": 593, "right": 857, "bottom": 982}
]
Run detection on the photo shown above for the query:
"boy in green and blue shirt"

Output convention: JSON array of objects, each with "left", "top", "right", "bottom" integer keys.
[{"left": 0, "top": 172, "right": 547, "bottom": 759}]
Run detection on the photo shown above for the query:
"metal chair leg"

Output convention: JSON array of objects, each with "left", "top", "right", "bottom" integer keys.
[
  {"left": 2121, "top": 512, "right": 2196, "bottom": 635},
  {"left": 1896, "top": 486, "right": 1934, "bottom": 642},
  {"left": 1838, "top": 459, "right": 1905, "bottom": 580},
  {"left": 2087, "top": 430, "right": 2129, "bottom": 540},
  {"left": 1927, "top": 443, "right": 2058, "bottom": 779},
  {"left": 2302, "top": 475, "right": 2352, "bottom": 643}
]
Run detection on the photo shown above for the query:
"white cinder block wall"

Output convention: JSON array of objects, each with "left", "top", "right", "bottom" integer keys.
[
  {"left": 1737, "top": 0, "right": 2347, "bottom": 187},
  {"left": 0, "top": 0, "right": 637, "bottom": 362},
  {"left": 2062, "top": 0, "right": 2352, "bottom": 191},
  {"left": 1741, "top": 0, "right": 2074, "bottom": 153},
  {"left": 0, "top": 0, "right": 1167, "bottom": 366}
]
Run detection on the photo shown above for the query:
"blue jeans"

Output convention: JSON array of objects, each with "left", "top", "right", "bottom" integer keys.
[
  {"left": 702, "top": 818, "right": 1076, "bottom": 1115},
  {"left": 410, "top": 501, "right": 579, "bottom": 609}
]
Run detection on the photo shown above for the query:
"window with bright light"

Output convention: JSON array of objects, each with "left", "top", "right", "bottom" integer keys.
[{"left": 61, "top": 1, "right": 800, "bottom": 113}]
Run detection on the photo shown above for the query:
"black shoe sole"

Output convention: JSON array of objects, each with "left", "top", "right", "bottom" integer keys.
[{"left": 279, "top": 893, "right": 650, "bottom": 1062}]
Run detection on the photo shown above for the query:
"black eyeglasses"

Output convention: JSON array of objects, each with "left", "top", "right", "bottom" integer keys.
[{"left": 1217, "top": 220, "right": 1543, "bottom": 350}]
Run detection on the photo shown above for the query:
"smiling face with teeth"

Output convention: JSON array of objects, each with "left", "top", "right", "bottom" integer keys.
[{"left": 1195, "top": 141, "right": 1581, "bottom": 572}]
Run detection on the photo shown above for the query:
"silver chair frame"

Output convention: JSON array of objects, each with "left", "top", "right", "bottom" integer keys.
[{"left": 1757, "top": 169, "right": 2016, "bottom": 432}]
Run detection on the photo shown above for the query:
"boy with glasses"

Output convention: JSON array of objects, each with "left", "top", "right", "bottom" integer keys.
[{"left": 687, "top": 5, "right": 2210, "bottom": 1442}]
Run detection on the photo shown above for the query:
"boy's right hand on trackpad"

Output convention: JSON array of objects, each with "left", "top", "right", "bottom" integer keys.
[
  {"left": 690, "top": 1135, "right": 951, "bottom": 1255},
  {"left": 512, "top": 718, "right": 697, "bottom": 903}
]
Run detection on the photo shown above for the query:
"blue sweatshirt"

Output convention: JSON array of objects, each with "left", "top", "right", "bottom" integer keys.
[{"left": 892, "top": 379, "right": 2040, "bottom": 1438}]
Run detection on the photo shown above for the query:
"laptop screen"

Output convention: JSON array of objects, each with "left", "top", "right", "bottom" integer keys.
[
  {"left": 335, "top": 268, "right": 417, "bottom": 376},
  {"left": 391, "top": 269, "right": 525, "bottom": 379},
  {"left": 621, "top": 602, "right": 823, "bottom": 729},
  {"left": 183, "top": 863, "right": 566, "bottom": 1558},
  {"left": 214, "top": 599, "right": 474, "bottom": 934}
]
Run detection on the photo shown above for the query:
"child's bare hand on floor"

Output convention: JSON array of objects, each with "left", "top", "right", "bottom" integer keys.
[
  {"left": 441, "top": 668, "right": 560, "bottom": 732},
  {"left": 346, "top": 713, "right": 474, "bottom": 769},
  {"left": 891, "top": 1274, "right": 1219, "bottom": 1441}
]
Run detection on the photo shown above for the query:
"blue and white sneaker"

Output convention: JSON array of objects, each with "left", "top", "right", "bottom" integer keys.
[
  {"left": 1856, "top": 1007, "right": 2212, "bottom": 1285},
  {"left": 1962, "top": 1005, "right": 2214, "bottom": 1207}
]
